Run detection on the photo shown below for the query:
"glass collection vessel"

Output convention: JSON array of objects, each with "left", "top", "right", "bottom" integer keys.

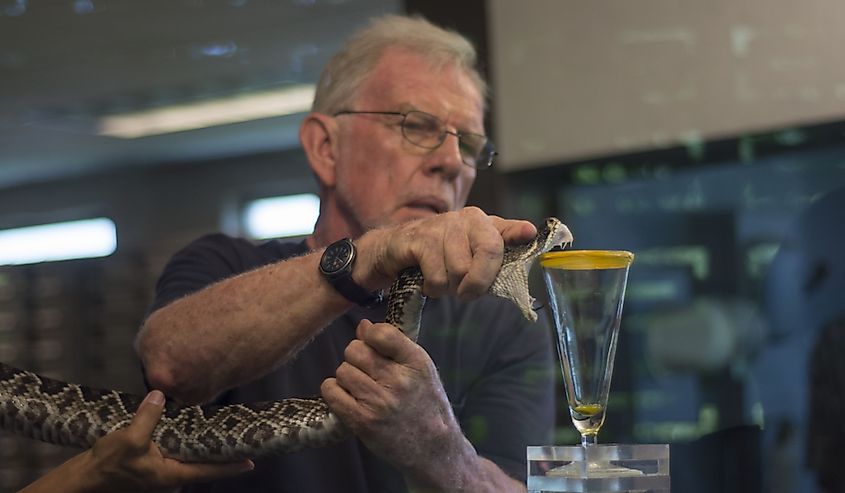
[
  {"left": 530, "top": 251, "right": 671, "bottom": 490},
  {"left": 540, "top": 250, "right": 634, "bottom": 448}
]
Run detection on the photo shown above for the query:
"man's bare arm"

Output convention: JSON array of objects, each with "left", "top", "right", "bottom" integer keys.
[{"left": 137, "top": 251, "right": 356, "bottom": 404}]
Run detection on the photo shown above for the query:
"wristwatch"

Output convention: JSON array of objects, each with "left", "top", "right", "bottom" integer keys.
[{"left": 319, "top": 238, "right": 383, "bottom": 307}]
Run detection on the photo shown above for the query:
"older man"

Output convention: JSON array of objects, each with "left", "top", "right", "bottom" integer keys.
[{"left": 138, "top": 15, "right": 557, "bottom": 493}]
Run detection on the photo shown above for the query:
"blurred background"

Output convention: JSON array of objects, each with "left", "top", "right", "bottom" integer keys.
[{"left": 2, "top": 1, "right": 845, "bottom": 491}]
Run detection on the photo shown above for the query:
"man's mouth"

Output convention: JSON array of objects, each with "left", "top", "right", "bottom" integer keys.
[{"left": 405, "top": 198, "right": 449, "bottom": 214}]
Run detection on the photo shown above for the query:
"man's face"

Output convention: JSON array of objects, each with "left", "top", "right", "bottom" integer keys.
[{"left": 331, "top": 48, "right": 483, "bottom": 234}]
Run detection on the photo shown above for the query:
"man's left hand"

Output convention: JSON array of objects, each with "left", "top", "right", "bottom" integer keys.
[{"left": 321, "top": 319, "right": 463, "bottom": 474}]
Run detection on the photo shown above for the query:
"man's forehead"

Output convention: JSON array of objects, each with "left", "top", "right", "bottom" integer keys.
[{"left": 357, "top": 51, "right": 485, "bottom": 121}]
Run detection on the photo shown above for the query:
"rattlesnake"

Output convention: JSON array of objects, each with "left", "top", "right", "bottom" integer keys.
[{"left": 0, "top": 218, "right": 571, "bottom": 461}]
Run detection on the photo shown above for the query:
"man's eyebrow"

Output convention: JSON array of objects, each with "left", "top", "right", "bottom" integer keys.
[{"left": 396, "top": 102, "right": 417, "bottom": 112}]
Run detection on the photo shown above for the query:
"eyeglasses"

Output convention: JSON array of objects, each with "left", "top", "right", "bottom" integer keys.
[{"left": 333, "top": 110, "right": 495, "bottom": 169}]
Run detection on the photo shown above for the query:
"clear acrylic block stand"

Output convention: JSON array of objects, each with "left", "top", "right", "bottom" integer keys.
[{"left": 527, "top": 444, "right": 670, "bottom": 493}]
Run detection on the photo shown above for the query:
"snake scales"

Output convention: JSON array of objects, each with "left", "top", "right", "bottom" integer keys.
[{"left": 0, "top": 218, "right": 571, "bottom": 462}]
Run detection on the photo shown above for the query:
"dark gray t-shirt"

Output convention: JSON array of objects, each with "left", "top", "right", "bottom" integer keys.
[{"left": 148, "top": 233, "right": 556, "bottom": 493}]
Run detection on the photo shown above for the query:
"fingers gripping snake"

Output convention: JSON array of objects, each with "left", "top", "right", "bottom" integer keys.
[{"left": 0, "top": 218, "right": 572, "bottom": 461}]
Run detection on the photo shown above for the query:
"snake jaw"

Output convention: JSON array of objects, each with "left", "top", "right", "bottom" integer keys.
[{"left": 491, "top": 259, "right": 536, "bottom": 321}]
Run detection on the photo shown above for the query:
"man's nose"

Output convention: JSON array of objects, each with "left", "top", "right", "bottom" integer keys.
[{"left": 425, "top": 132, "right": 465, "bottom": 178}]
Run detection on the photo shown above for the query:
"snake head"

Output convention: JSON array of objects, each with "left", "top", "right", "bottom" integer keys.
[
  {"left": 538, "top": 217, "right": 574, "bottom": 253},
  {"left": 492, "top": 217, "right": 574, "bottom": 322}
]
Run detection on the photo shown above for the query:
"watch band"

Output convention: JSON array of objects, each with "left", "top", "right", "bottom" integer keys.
[{"left": 330, "top": 272, "right": 384, "bottom": 308}]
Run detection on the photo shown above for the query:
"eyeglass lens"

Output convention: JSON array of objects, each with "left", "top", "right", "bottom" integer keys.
[{"left": 401, "top": 111, "right": 491, "bottom": 168}]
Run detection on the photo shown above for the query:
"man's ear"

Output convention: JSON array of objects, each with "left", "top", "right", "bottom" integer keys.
[{"left": 300, "top": 113, "right": 338, "bottom": 188}]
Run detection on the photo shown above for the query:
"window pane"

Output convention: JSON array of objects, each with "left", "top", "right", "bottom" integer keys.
[
  {"left": 244, "top": 194, "right": 320, "bottom": 239},
  {"left": 0, "top": 218, "right": 117, "bottom": 265}
]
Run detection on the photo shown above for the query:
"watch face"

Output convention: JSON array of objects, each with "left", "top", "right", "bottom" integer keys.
[{"left": 321, "top": 240, "right": 353, "bottom": 275}]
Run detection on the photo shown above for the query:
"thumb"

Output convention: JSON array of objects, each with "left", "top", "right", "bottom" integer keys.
[
  {"left": 492, "top": 217, "right": 537, "bottom": 244},
  {"left": 127, "top": 390, "right": 166, "bottom": 442}
]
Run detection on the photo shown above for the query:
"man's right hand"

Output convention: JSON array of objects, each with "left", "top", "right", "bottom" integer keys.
[{"left": 354, "top": 206, "right": 537, "bottom": 301}]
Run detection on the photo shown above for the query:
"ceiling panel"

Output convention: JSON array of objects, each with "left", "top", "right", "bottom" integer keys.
[{"left": 0, "top": 0, "right": 400, "bottom": 189}]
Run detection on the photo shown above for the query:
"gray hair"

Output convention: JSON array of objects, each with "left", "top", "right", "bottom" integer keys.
[{"left": 311, "top": 14, "right": 488, "bottom": 114}]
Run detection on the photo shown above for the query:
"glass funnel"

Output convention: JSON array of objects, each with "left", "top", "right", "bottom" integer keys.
[{"left": 540, "top": 250, "right": 634, "bottom": 447}]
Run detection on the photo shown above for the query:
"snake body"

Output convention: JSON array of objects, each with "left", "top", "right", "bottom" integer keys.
[{"left": 0, "top": 218, "right": 572, "bottom": 461}]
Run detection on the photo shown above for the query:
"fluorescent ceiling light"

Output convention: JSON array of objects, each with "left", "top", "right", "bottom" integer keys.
[
  {"left": 0, "top": 218, "right": 117, "bottom": 266},
  {"left": 98, "top": 84, "right": 315, "bottom": 139},
  {"left": 244, "top": 194, "right": 320, "bottom": 239}
]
